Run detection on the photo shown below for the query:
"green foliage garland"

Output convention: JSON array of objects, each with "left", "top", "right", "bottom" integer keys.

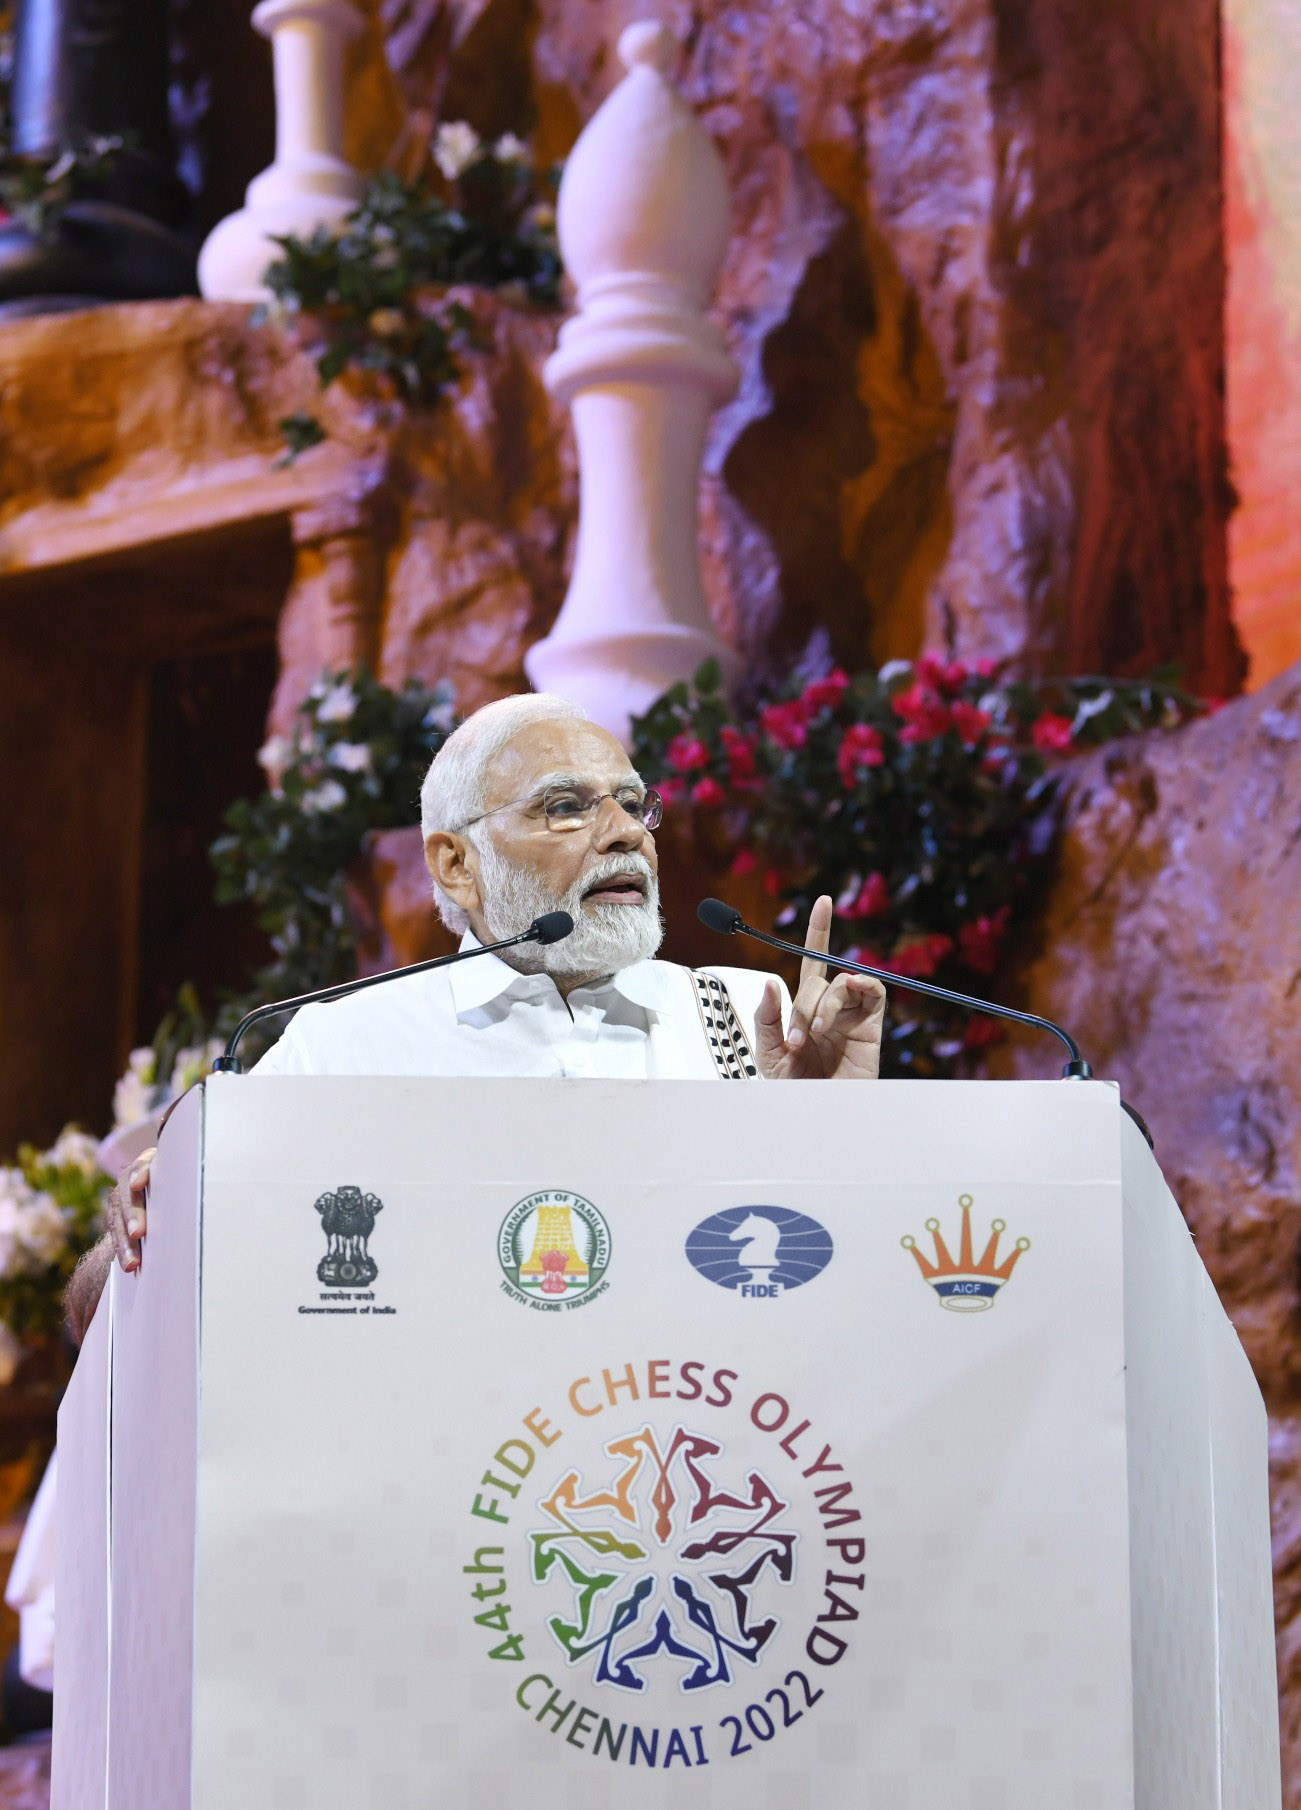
[{"left": 211, "top": 668, "right": 459, "bottom": 1016}]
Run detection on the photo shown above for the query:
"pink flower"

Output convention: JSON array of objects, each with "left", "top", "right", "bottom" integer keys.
[
  {"left": 950, "top": 700, "right": 992, "bottom": 747},
  {"left": 720, "top": 725, "right": 761, "bottom": 787},
  {"left": 762, "top": 868, "right": 785, "bottom": 897},
  {"left": 917, "top": 654, "right": 968, "bottom": 695},
  {"left": 691, "top": 775, "right": 726, "bottom": 807},
  {"left": 1203, "top": 696, "right": 1226, "bottom": 715},
  {"left": 893, "top": 682, "right": 953, "bottom": 743},
  {"left": 849, "top": 871, "right": 891, "bottom": 919},
  {"left": 759, "top": 700, "right": 810, "bottom": 751},
  {"left": 1030, "top": 712, "right": 1075, "bottom": 753},
  {"left": 975, "top": 656, "right": 1000, "bottom": 681},
  {"left": 887, "top": 933, "right": 954, "bottom": 979},
  {"left": 729, "top": 847, "right": 759, "bottom": 877},
  {"left": 964, "top": 1015, "right": 1004, "bottom": 1051},
  {"left": 801, "top": 668, "right": 850, "bottom": 715},
  {"left": 836, "top": 723, "right": 886, "bottom": 786},
  {"left": 956, "top": 904, "right": 1011, "bottom": 975},
  {"left": 666, "top": 732, "right": 712, "bottom": 773},
  {"left": 656, "top": 777, "right": 687, "bottom": 807},
  {"left": 845, "top": 944, "right": 887, "bottom": 970}
]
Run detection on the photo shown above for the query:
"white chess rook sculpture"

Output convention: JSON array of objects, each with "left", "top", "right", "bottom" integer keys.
[
  {"left": 198, "top": 0, "right": 365, "bottom": 302},
  {"left": 525, "top": 21, "right": 741, "bottom": 743}
]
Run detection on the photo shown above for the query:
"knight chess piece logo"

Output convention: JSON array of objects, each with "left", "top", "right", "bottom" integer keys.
[
  {"left": 498, "top": 1189, "right": 611, "bottom": 1309},
  {"left": 901, "top": 1192, "right": 1029, "bottom": 1310},
  {"left": 315, "top": 1184, "right": 384, "bottom": 1287},
  {"left": 685, "top": 1205, "right": 834, "bottom": 1298}
]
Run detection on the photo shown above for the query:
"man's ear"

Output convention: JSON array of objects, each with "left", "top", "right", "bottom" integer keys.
[{"left": 424, "top": 832, "right": 482, "bottom": 916}]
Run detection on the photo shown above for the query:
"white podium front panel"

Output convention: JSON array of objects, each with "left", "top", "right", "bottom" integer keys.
[
  {"left": 68, "top": 1078, "right": 1277, "bottom": 1810},
  {"left": 192, "top": 1079, "right": 1127, "bottom": 1810}
]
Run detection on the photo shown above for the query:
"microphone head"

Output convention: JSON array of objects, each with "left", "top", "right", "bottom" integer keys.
[
  {"left": 697, "top": 897, "right": 744, "bottom": 936},
  {"left": 530, "top": 910, "right": 574, "bottom": 946}
]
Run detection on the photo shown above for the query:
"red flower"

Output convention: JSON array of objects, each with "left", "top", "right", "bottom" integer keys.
[
  {"left": 656, "top": 777, "right": 687, "bottom": 807},
  {"left": 1030, "top": 712, "right": 1075, "bottom": 753},
  {"left": 956, "top": 904, "right": 1011, "bottom": 975},
  {"left": 892, "top": 682, "right": 953, "bottom": 742},
  {"left": 845, "top": 944, "right": 887, "bottom": 969},
  {"left": 759, "top": 700, "right": 809, "bottom": 751},
  {"left": 917, "top": 654, "right": 968, "bottom": 695},
  {"left": 836, "top": 722, "right": 886, "bottom": 786},
  {"left": 762, "top": 868, "right": 785, "bottom": 897},
  {"left": 729, "top": 847, "right": 759, "bottom": 877},
  {"left": 720, "top": 724, "right": 761, "bottom": 787},
  {"left": 691, "top": 775, "right": 726, "bottom": 807},
  {"left": 887, "top": 932, "right": 954, "bottom": 979},
  {"left": 963, "top": 1015, "right": 1004, "bottom": 1051},
  {"left": 1203, "top": 696, "right": 1226, "bottom": 714},
  {"left": 849, "top": 871, "right": 891, "bottom": 919},
  {"left": 801, "top": 668, "right": 850, "bottom": 714},
  {"left": 950, "top": 700, "right": 992, "bottom": 747},
  {"left": 666, "top": 732, "right": 712, "bottom": 773},
  {"left": 975, "top": 657, "right": 1000, "bottom": 681}
]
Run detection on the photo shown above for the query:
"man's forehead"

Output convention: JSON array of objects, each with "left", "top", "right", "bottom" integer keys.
[{"left": 482, "top": 719, "right": 639, "bottom": 803}]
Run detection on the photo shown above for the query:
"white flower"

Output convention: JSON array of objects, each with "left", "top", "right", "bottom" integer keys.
[
  {"left": 167, "top": 1038, "right": 225, "bottom": 1100},
  {"left": 493, "top": 132, "right": 528, "bottom": 164},
  {"left": 0, "top": 1170, "right": 30, "bottom": 1275},
  {"left": 329, "top": 742, "right": 372, "bottom": 774},
  {"left": 114, "top": 1047, "right": 160, "bottom": 1131},
  {"left": 257, "top": 734, "right": 293, "bottom": 772},
  {"left": 43, "top": 1126, "right": 100, "bottom": 1177},
  {"left": 17, "top": 1192, "right": 67, "bottom": 1267},
  {"left": 314, "top": 684, "right": 356, "bottom": 724},
  {"left": 302, "top": 779, "right": 348, "bottom": 815},
  {"left": 878, "top": 660, "right": 914, "bottom": 686},
  {"left": 434, "top": 120, "right": 482, "bottom": 181}
]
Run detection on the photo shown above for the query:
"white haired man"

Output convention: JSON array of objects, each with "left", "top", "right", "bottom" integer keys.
[{"left": 67, "top": 694, "right": 884, "bottom": 1335}]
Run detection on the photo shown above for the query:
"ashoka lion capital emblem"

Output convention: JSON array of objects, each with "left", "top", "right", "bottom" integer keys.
[{"left": 315, "top": 1184, "right": 384, "bottom": 1287}]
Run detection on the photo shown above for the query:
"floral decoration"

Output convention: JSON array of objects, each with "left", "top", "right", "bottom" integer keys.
[
  {"left": 0, "top": 1128, "right": 109, "bottom": 1354},
  {"left": 257, "top": 125, "right": 562, "bottom": 457},
  {"left": 631, "top": 656, "right": 1213, "bottom": 1078}
]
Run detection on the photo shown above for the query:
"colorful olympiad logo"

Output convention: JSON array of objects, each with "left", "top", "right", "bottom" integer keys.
[
  {"left": 499, "top": 1189, "right": 611, "bottom": 1311},
  {"left": 685, "top": 1206, "right": 834, "bottom": 1299}
]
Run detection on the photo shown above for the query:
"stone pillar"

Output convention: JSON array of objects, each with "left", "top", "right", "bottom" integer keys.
[
  {"left": 198, "top": 0, "right": 366, "bottom": 303},
  {"left": 523, "top": 21, "right": 739, "bottom": 745}
]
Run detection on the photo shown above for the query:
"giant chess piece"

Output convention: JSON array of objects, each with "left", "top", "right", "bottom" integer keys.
[{"left": 0, "top": 0, "right": 197, "bottom": 315}]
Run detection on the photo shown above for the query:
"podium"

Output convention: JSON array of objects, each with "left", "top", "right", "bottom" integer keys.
[{"left": 54, "top": 1078, "right": 1282, "bottom": 1808}]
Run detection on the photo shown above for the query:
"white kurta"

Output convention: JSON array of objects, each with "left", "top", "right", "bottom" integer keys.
[{"left": 251, "top": 936, "right": 787, "bottom": 1080}]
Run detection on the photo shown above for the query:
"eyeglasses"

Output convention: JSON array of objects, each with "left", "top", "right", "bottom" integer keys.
[{"left": 456, "top": 784, "right": 664, "bottom": 834}]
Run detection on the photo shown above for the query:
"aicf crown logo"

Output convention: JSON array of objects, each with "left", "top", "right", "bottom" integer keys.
[{"left": 901, "top": 1192, "right": 1029, "bottom": 1311}]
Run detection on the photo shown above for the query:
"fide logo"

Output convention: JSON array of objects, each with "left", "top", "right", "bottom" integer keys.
[
  {"left": 315, "top": 1184, "right": 384, "bottom": 1287},
  {"left": 685, "top": 1205, "right": 834, "bottom": 1299},
  {"left": 498, "top": 1189, "right": 611, "bottom": 1310}
]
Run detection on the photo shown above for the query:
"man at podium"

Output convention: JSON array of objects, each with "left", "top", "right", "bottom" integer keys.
[{"left": 68, "top": 693, "right": 885, "bottom": 1336}]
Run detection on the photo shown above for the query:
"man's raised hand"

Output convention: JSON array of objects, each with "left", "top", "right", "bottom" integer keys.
[
  {"left": 106, "top": 1147, "right": 155, "bottom": 1272},
  {"left": 753, "top": 895, "right": 886, "bottom": 1080}
]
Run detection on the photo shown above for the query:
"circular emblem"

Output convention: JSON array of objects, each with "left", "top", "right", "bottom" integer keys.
[
  {"left": 498, "top": 1189, "right": 611, "bottom": 1308},
  {"left": 685, "top": 1205, "right": 833, "bottom": 1296}
]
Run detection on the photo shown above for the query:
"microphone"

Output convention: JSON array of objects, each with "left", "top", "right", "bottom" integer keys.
[
  {"left": 697, "top": 896, "right": 1093, "bottom": 1079},
  {"left": 212, "top": 911, "right": 574, "bottom": 1074}
]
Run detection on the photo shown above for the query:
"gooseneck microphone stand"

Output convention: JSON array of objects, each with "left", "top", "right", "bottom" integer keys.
[{"left": 211, "top": 912, "right": 575, "bottom": 1075}]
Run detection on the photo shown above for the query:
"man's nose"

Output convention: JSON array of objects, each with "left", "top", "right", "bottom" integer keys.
[{"left": 592, "top": 796, "right": 646, "bottom": 852}]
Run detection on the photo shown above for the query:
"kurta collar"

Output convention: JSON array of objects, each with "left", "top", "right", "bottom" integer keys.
[{"left": 448, "top": 931, "right": 673, "bottom": 1017}]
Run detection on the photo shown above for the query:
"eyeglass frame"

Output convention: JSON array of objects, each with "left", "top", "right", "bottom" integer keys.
[{"left": 452, "top": 782, "right": 664, "bottom": 835}]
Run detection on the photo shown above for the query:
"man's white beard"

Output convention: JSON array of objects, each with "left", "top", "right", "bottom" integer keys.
[{"left": 474, "top": 839, "right": 664, "bottom": 979}]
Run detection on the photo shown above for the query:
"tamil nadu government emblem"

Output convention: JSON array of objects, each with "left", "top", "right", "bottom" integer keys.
[
  {"left": 901, "top": 1192, "right": 1029, "bottom": 1311},
  {"left": 498, "top": 1189, "right": 611, "bottom": 1309},
  {"left": 315, "top": 1184, "right": 384, "bottom": 1287}
]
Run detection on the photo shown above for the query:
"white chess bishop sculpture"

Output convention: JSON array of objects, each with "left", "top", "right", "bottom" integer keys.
[
  {"left": 198, "top": 0, "right": 366, "bottom": 302},
  {"left": 525, "top": 20, "right": 741, "bottom": 743}
]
